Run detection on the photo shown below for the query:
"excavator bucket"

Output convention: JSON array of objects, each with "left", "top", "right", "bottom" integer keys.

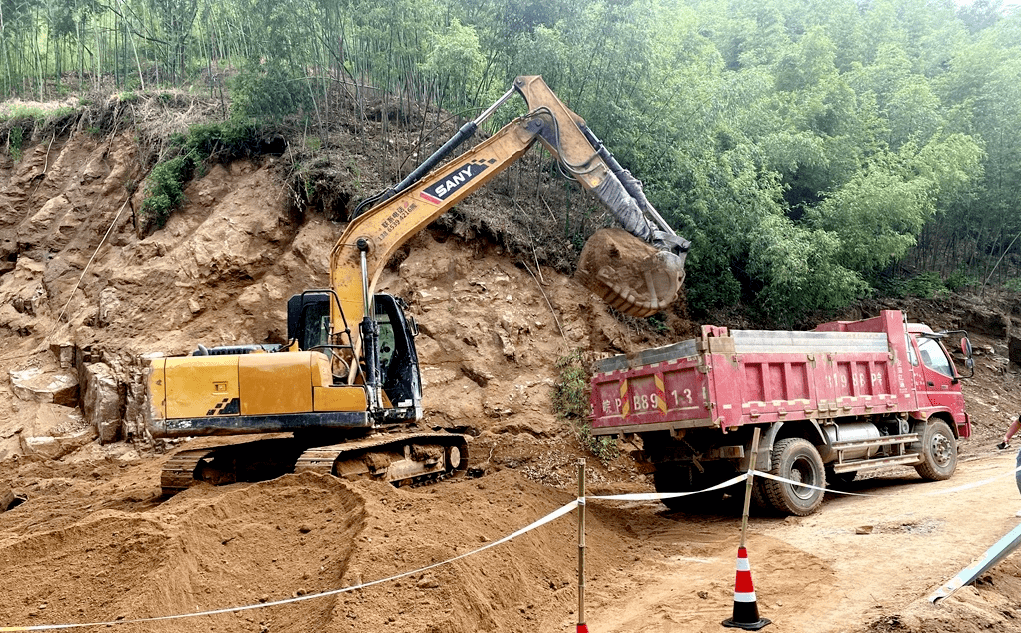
[{"left": 575, "top": 228, "right": 686, "bottom": 318}]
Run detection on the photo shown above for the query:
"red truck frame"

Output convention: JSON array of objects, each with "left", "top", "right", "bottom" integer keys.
[{"left": 590, "top": 311, "right": 974, "bottom": 515}]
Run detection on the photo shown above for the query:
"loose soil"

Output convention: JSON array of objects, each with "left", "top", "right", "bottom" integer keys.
[{"left": 0, "top": 96, "right": 1018, "bottom": 633}]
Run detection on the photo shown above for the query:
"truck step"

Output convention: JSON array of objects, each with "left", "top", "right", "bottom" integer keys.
[
  {"left": 830, "top": 432, "right": 919, "bottom": 454},
  {"left": 830, "top": 453, "right": 923, "bottom": 474}
]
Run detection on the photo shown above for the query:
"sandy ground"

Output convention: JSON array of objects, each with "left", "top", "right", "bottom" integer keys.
[
  {"left": 0, "top": 435, "right": 1017, "bottom": 633},
  {"left": 583, "top": 453, "right": 1021, "bottom": 633}
]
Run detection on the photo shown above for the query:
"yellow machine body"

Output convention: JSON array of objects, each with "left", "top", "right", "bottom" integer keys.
[{"left": 147, "top": 352, "right": 369, "bottom": 437}]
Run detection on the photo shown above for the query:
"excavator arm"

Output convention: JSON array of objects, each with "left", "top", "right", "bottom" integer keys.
[{"left": 330, "top": 75, "right": 689, "bottom": 352}]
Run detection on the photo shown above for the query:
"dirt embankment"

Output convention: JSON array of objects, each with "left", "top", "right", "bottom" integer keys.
[{"left": 0, "top": 99, "right": 1018, "bottom": 633}]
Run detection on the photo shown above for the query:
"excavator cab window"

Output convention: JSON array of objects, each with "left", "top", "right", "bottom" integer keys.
[
  {"left": 374, "top": 294, "right": 422, "bottom": 411},
  {"left": 287, "top": 293, "right": 332, "bottom": 352}
]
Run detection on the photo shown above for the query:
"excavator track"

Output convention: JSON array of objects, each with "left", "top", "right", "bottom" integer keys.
[
  {"left": 295, "top": 433, "right": 468, "bottom": 486},
  {"left": 159, "top": 433, "right": 468, "bottom": 496}
]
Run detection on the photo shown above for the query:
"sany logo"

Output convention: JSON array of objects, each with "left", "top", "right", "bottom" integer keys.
[{"left": 421, "top": 160, "right": 490, "bottom": 204}]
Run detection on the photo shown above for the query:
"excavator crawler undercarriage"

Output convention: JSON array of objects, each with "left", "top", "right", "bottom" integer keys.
[{"left": 160, "top": 433, "right": 468, "bottom": 496}]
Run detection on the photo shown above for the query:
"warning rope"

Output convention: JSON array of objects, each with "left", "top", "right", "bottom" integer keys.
[{"left": 2, "top": 464, "right": 1018, "bottom": 631}]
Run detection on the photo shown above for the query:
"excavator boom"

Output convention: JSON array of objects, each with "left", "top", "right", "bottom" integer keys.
[{"left": 331, "top": 75, "right": 688, "bottom": 337}]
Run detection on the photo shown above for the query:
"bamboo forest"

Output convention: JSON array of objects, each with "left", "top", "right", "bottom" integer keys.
[{"left": 1, "top": 0, "right": 1019, "bottom": 322}]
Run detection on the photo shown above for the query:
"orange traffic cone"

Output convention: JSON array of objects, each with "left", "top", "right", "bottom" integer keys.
[{"left": 722, "top": 546, "right": 771, "bottom": 630}]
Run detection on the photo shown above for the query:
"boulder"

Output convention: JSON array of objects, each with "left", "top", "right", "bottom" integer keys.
[
  {"left": 82, "top": 362, "right": 123, "bottom": 444},
  {"left": 9, "top": 367, "right": 79, "bottom": 406},
  {"left": 18, "top": 403, "right": 96, "bottom": 460}
]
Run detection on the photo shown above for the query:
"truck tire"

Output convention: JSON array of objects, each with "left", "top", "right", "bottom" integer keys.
[
  {"left": 751, "top": 477, "right": 771, "bottom": 510},
  {"left": 763, "top": 438, "right": 826, "bottom": 516},
  {"left": 652, "top": 464, "right": 691, "bottom": 512},
  {"left": 652, "top": 464, "right": 725, "bottom": 512},
  {"left": 914, "top": 419, "right": 957, "bottom": 481}
]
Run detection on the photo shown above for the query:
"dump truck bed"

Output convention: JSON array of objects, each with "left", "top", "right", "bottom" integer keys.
[{"left": 590, "top": 312, "right": 916, "bottom": 435}]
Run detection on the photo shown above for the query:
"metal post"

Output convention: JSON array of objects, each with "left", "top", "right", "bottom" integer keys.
[
  {"left": 740, "top": 426, "right": 762, "bottom": 550},
  {"left": 577, "top": 458, "right": 587, "bottom": 633}
]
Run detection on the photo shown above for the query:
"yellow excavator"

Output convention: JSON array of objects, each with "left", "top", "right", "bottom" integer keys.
[{"left": 146, "top": 76, "right": 690, "bottom": 495}]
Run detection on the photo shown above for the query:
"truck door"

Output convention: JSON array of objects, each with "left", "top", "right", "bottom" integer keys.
[{"left": 910, "top": 335, "right": 961, "bottom": 420}]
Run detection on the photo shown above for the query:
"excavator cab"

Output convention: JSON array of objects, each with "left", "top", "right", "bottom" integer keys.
[
  {"left": 287, "top": 291, "right": 422, "bottom": 422},
  {"left": 374, "top": 294, "right": 423, "bottom": 422}
]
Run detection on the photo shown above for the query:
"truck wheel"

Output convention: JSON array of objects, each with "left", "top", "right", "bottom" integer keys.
[
  {"left": 652, "top": 465, "right": 690, "bottom": 512},
  {"left": 751, "top": 477, "right": 771, "bottom": 510},
  {"left": 652, "top": 464, "right": 725, "bottom": 512},
  {"left": 763, "top": 438, "right": 826, "bottom": 516},
  {"left": 914, "top": 420, "right": 957, "bottom": 481}
]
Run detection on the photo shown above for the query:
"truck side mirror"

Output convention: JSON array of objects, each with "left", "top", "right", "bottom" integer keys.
[
  {"left": 958, "top": 336, "right": 975, "bottom": 379},
  {"left": 960, "top": 337, "right": 973, "bottom": 358}
]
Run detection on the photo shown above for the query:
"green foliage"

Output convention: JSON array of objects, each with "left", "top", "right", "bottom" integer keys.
[
  {"left": 552, "top": 351, "right": 619, "bottom": 464},
  {"left": 945, "top": 269, "right": 979, "bottom": 291},
  {"left": 139, "top": 118, "right": 263, "bottom": 229},
  {"left": 552, "top": 350, "right": 590, "bottom": 422},
  {"left": 230, "top": 64, "right": 315, "bottom": 120},
  {"left": 2, "top": 0, "right": 1016, "bottom": 313},
  {"left": 905, "top": 272, "right": 951, "bottom": 299},
  {"left": 421, "top": 19, "right": 485, "bottom": 103},
  {"left": 7, "top": 127, "right": 24, "bottom": 162},
  {"left": 140, "top": 152, "right": 198, "bottom": 228}
]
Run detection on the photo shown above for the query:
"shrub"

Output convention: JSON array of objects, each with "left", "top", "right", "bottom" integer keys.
[
  {"left": 138, "top": 117, "right": 262, "bottom": 231},
  {"left": 553, "top": 351, "right": 619, "bottom": 463},
  {"left": 140, "top": 151, "right": 198, "bottom": 228}
]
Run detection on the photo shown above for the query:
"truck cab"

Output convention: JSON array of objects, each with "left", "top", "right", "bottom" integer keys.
[{"left": 906, "top": 325, "right": 971, "bottom": 439}]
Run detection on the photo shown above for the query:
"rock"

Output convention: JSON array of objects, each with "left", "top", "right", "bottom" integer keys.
[
  {"left": 98, "top": 287, "right": 122, "bottom": 327},
  {"left": 21, "top": 428, "right": 96, "bottom": 460},
  {"left": 0, "top": 435, "right": 22, "bottom": 461},
  {"left": 14, "top": 403, "right": 96, "bottom": 460},
  {"left": 415, "top": 575, "right": 440, "bottom": 589},
  {"left": 0, "top": 487, "right": 14, "bottom": 511},
  {"left": 963, "top": 307, "right": 1008, "bottom": 338},
  {"left": 1009, "top": 334, "right": 1020, "bottom": 367},
  {"left": 49, "top": 342, "right": 74, "bottom": 369},
  {"left": 82, "top": 362, "right": 123, "bottom": 444},
  {"left": 9, "top": 367, "right": 79, "bottom": 406},
  {"left": 0, "top": 487, "right": 26, "bottom": 512}
]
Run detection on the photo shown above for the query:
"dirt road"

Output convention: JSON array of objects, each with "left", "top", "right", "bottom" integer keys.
[{"left": 578, "top": 452, "right": 1021, "bottom": 633}]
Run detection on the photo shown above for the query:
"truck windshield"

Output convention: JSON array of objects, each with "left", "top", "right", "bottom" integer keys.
[{"left": 916, "top": 337, "right": 954, "bottom": 377}]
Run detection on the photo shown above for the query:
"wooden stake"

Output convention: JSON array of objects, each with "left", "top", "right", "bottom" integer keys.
[
  {"left": 740, "top": 426, "right": 762, "bottom": 550},
  {"left": 577, "top": 458, "right": 586, "bottom": 631}
]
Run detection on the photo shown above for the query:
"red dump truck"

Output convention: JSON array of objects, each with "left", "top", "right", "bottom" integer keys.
[{"left": 589, "top": 311, "right": 974, "bottom": 515}]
